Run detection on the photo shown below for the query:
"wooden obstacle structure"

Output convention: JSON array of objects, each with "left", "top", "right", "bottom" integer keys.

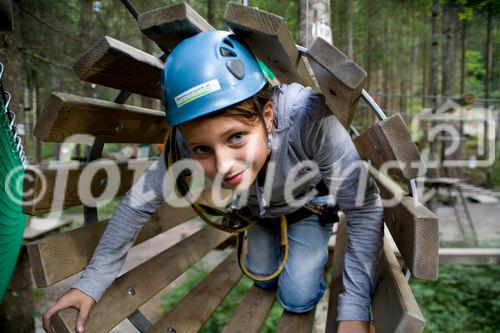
[{"left": 23, "top": 2, "right": 438, "bottom": 332}]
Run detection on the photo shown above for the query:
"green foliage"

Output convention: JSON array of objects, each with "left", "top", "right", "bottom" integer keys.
[
  {"left": 465, "top": 50, "right": 486, "bottom": 95},
  {"left": 410, "top": 265, "right": 500, "bottom": 333}
]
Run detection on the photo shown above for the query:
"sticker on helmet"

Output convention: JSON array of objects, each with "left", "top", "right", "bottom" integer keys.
[{"left": 175, "top": 79, "right": 221, "bottom": 107}]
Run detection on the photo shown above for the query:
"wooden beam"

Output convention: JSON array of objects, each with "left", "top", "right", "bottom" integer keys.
[
  {"left": 221, "top": 285, "right": 275, "bottom": 333},
  {"left": 277, "top": 309, "right": 316, "bottom": 333},
  {"left": 368, "top": 164, "right": 439, "bottom": 281},
  {"left": 148, "top": 251, "right": 241, "bottom": 333},
  {"left": 73, "top": 36, "right": 163, "bottom": 98},
  {"left": 326, "top": 218, "right": 426, "bottom": 333},
  {"left": 439, "top": 248, "right": 500, "bottom": 265},
  {"left": 27, "top": 204, "right": 196, "bottom": 287},
  {"left": 22, "top": 159, "right": 155, "bottom": 215},
  {"left": 223, "top": 2, "right": 317, "bottom": 89},
  {"left": 138, "top": 2, "right": 214, "bottom": 51},
  {"left": 307, "top": 37, "right": 367, "bottom": 128},
  {"left": 354, "top": 113, "right": 426, "bottom": 180},
  {"left": 52, "top": 227, "right": 231, "bottom": 333},
  {"left": 34, "top": 92, "right": 168, "bottom": 143},
  {"left": 325, "top": 215, "right": 347, "bottom": 333},
  {"left": 372, "top": 236, "right": 426, "bottom": 333}
]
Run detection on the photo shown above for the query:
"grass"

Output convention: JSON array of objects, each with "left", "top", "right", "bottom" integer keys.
[{"left": 410, "top": 265, "right": 500, "bottom": 333}]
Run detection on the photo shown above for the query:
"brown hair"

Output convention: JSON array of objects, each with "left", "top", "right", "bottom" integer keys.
[{"left": 207, "top": 83, "right": 274, "bottom": 127}]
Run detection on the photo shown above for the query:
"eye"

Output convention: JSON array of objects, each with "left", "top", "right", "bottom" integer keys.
[
  {"left": 229, "top": 132, "right": 245, "bottom": 144},
  {"left": 192, "top": 145, "right": 211, "bottom": 155}
]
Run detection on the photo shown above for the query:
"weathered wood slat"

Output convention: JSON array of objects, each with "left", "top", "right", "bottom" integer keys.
[
  {"left": 327, "top": 219, "right": 426, "bottom": 333},
  {"left": 148, "top": 251, "right": 241, "bottom": 333},
  {"left": 372, "top": 236, "right": 426, "bottom": 333},
  {"left": 52, "top": 227, "right": 231, "bottom": 333},
  {"left": 223, "top": 2, "right": 317, "bottom": 89},
  {"left": 277, "top": 309, "right": 316, "bottom": 333},
  {"left": 22, "top": 159, "right": 155, "bottom": 215},
  {"left": 221, "top": 284, "right": 275, "bottom": 333},
  {"left": 138, "top": 2, "right": 214, "bottom": 51},
  {"left": 354, "top": 113, "right": 426, "bottom": 180},
  {"left": 326, "top": 215, "right": 347, "bottom": 333},
  {"left": 439, "top": 248, "right": 500, "bottom": 265},
  {"left": 27, "top": 204, "right": 196, "bottom": 287},
  {"left": 307, "top": 37, "right": 367, "bottom": 128},
  {"left": 369, "top": 165, "right": 439, "bottom": 281},
  {"left": 34, "top": 92, "right": 167, "bottom": 143},
  {"left": 73, "top": 36, "right": 163, "bottom": 98}
]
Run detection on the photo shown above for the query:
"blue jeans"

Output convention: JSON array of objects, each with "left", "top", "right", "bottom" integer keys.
[{"left": 244, "top": 196, "right": 335, "bottom": 313}]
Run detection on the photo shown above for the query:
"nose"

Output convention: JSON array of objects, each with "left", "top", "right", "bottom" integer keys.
[{"left": 214, "top": 146, "right": 235, "bottom": 176}]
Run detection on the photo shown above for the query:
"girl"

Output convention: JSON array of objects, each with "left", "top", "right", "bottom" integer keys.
[{"left": 43, "top": 30, "right": 383, "bottom": 333}]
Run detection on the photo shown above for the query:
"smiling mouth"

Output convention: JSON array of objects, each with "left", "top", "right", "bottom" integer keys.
[{"left": 224, "top": 169, "right": 246, "bottom": 182}]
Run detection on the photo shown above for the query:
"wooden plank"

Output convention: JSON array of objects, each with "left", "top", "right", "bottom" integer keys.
[
  {"left": 372, "top": 235, "right": 426, "bottom": 333},
  {"left": 221, "top": 284, "right": 275, "bottom": 333},
  {"left": 223, "top": 2, "right": 317, "bottom": 89},
  {"left": 22, "top": 159, "right": 155, "bottom": 215},
  {"left": 327, "top": 220, "right": 425, "bottom": 333},
  {"left": 354, "top": 113, "right": 426, "bottom": 180},
  {"left": 307, "top": 37, "right": 367, "bottom": 128},
  {"left": 326, "top": 216, "right": 347, "bottom": 333},
  {"left": 27, "top": 204, "right": 196, "bottom": 287},
  {"left": 148, "top": 251, "right": 241, "bottom": 333},
  {"left": 368, "top": 164, "right": 439, "bottom": 281},
  {"left": 138, "top": 2, "right": 214, "bottom": 51},
  {"left": 277, "top": 309, "right": 316, "bottom": 333},
  {"left": 34, "top": 92, "right": 167, "bottom": 143},
  {"left": 439, "top": 248, "right": 500, "bottom": 265},
  {"left": 73, "top": 36, "right": 163, "bottom": 98},
  {"left": 52, "top": 227, "right": 231, "bottom": 333}
]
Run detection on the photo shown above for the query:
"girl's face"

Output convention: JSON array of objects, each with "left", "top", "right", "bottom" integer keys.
[{"left": 179, "top": 101, "right": 275, "bottom": 192}]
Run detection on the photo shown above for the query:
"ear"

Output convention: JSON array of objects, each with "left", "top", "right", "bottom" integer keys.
[{"left": 262, "top": 100, "right": 274, "bottom": 132}]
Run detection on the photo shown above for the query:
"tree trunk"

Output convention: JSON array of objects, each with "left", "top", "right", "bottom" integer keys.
[
  {"left": 460, "top": 19, "right": 466, "bottom": 95},
  {"left": 430, "top": 0, "right": 440, "bottom": 107},
  {"left": 79, "top": 0, "right": 94, "bottom": 98},
  {"left": 441, "top": 1, "right": 455, "bottom": 99},
  {"left": 207, "top": 0, "right": 215, "bottom": 26},
  {"left": 298, "top": 0, "right": 331, "bottom": 48}
]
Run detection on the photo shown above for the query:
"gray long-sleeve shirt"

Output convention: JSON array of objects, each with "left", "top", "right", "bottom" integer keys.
[{"left": 72, "top": 82, "right": 384, "bottom": 321}]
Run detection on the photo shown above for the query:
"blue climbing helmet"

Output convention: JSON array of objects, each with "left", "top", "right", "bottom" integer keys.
[{"left": 161, "top": 30, "right": 268, "bottom": 126}]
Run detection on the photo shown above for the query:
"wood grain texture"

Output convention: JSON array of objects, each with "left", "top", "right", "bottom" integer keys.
[
  {"left": 326, "top": 216, "right": 347, "bottom": 333},
  {"left": 372, "top": 236, "right": 426, "bottom": 333},
  {"left": 148, "top": 251, "right": 241, "bottom": 333},
  {"left": 439, "top": 248, "right": 500, "bottom": 265},
  {"left": 223, "top": 2, "right": 317, "bottom": 89},
  {"left": 277, "top": 309, "right": 316, "bottom": 333},
  {"left": 138, "top": 2, "right": 214, "bottom": 51},
  {"left": 22, "top": 159, "right": 155, "bottom": 215},
  {"left": 27, "top": 204, "right": 196, "bottom": 287},
  {"left": 221, "top": 285, "right": 276, "bottom": 333},
  {"left": 73, "top": 36, "right": 163, "bottom": 98},
  {"left": 53, "top": 227, "right": 231, "bottom": 333},
  {"left": 368, "top": 164, "right": 439, "bottom": 281},
  {"left": 354, "top": 113, "right": 426, "bottom": 180},
  {"left": 307, "top": 37, "right": 367, "bottom": 128},
  {"left": 34, "top": 92, "right": 168, "bottom": 143}
]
